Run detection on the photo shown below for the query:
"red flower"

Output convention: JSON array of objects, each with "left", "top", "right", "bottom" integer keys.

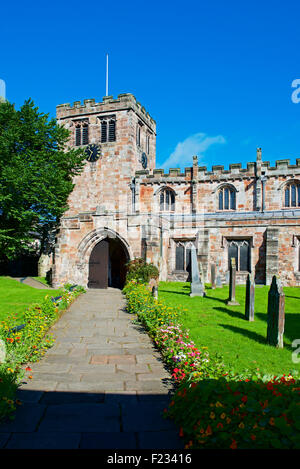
[
  {"left": 25, "top": 366, "right": 32, "bottom": 372},
  {"left": 241, "top": 395, "right": 248, "bottom": 403},
  {"left": 230, "top": 439, "right": 238, "bottom": 449},
  {"left": 206, "top": 425, "right": 212, "bottom": 435}
]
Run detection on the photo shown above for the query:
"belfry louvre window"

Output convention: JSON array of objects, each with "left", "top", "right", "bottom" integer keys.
[
  {"left": 100, "top": 117, "right": 116, "bottom": 143},
  {"left": 74, "top": 121, "right": 89, "bottom": 146},
  {"left": 227, "top": 239, "right": 251, "bottom": 272},
  {"left": 175, "top": 241, "right": 194, "bottom": 272},
  {"left": 218, "top": 186, "right": 236, "bottom": 210},
  {"left": 284, "top": 182, "right": 300, "bottom": 207},
  {"left": 136, "top": 125, "right": 141, "bottom": 146},
  {"left": 160, "top": 188, "right": 175, "bottom": 211}
]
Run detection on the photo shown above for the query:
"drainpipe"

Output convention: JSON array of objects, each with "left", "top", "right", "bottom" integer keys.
[
  {"left": 130, "top": 178, "right": 136, "bottom": 213},
  {"left": 261, "top": 175, "right": 267, "bottom": 212}
]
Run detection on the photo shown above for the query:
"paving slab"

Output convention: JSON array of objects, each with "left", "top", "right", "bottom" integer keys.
[
  {"left": 5, "top": 432, "right": 81, "bottom": 449},
  {"left": 79, "top": 432, "right": 137, "bottom": 449},
  {"left": 0, "top": 403, "right": 46, "bottom": 432},
  {"left": 0, "top": 433, "right": 11, "bottom": 449},
  {"left": 138, "top": 431, "right": 183, "bottom": 449},
  {"left": 0, "top": 288, "right": 183, "bottom": 449},
  {"left": 38, "top": 403, "right": 121, "bottom": 432}
]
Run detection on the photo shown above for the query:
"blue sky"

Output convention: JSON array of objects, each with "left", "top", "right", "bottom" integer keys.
[{"left": 1, "top": 0, "right": 300, "bottom": 171}]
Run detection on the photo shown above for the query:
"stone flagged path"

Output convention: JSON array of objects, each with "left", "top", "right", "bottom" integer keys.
[
  {"left": 11, "top": 276, "right": 54, "bottom": 289},
  {"left": 0, "top": 288, "right": 183, "bottom": 449}
]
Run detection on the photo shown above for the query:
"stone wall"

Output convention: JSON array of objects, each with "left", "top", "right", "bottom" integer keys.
[{"left": 53, "top": 94, "right": 300, "bottom": 288}]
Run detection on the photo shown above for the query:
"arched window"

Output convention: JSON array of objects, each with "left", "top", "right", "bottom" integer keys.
[
  {"left": 159, "top": 188, "right": 175, "bottom": 211},
  {"left": 218, "top": 185, "right": 236, "bottom": 210},
  {"left": 175, "top": 241, "right": 194, "bottom": 272},
  {"left": 74, "top": 119, "right": 89, "bottom": 146},
  {"left": 100, "top": 116, "right": 116, "bottom": 143},
  {"left": 284, "top": 181, "right": 300, "bottom": 208},
  {"left": 227, "top": 239, "right": 251, "bottom": 272}
]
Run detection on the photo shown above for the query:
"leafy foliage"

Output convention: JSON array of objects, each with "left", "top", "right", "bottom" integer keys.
[
  {"left": 0, "top": 99, "right": 86, "bottom": 261},
  {"left": 167, "top": 375, "right": 300, "bottom": 449},
  {"left": 125, "top": 258, "right": 159, "bottom": 284}
]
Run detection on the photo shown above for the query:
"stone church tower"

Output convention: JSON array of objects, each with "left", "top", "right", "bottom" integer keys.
[{"left": 52, "top": 94, "right": 156, "bottom": 288}]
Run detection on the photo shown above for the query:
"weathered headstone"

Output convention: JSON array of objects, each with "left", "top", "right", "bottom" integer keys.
[
  {"left": 245, "top": 273, "right": 255, "bottom": 321},
  {"left": 267, "top": 275, "right": 285, "bottom": 348},
  {"left": 211, "top": 263, "right": 216, "bottom": 289},
  {"left": 226, "top": 258, "right": 240, "bottom": 305},
  {"left": 190, "top": 245, "right": 205, "bottom": 297},
  {"left": 216, "top": 275, "right": 223, "bottom": 288},
  {"left": 0, "top": 339, "right": 6, "bottom": 364},
  {"left": 152, "top": 286, "right": 158, "bottom": 299}
]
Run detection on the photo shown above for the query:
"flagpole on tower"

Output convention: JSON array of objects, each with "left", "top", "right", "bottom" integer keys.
[{"left": 106, "top": 54, "right": 109, "bottom": 96}]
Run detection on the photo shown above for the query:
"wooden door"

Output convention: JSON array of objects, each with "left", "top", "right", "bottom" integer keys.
[{"left": 88, "top": 239, "right": 109, "bottom": 288}]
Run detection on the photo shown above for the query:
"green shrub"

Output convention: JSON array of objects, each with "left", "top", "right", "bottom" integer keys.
[{"left": 125, "top": 258, "right": 159, "bottom": 284}]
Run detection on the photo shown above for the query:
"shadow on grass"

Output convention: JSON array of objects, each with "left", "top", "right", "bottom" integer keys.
[
  {"left": 213, "top": 306, "right": 244, "bottom": 320},
  {"left": 203, "top": 296, "right": 228, "bottom": 304},
  {"left": 219, "top": 323, "right": 268, "bottom": 345},
  {"left": 158, "top": 289, "right": 190, "bottom": 297},
  {"left": 219, "top": 323, "right": 295, "bottom": 352}
]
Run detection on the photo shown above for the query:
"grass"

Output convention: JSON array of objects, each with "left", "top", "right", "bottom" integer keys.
[
  {"left": 158, "top": 281, "right": 300, "bottom": 377},
  {"left": 0, "top": 276, "right": 61, "bottom": 323}
]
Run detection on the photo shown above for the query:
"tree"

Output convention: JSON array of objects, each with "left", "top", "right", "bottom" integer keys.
[{"left": 0, "top": 98, "right": 86, "bottom": 263}]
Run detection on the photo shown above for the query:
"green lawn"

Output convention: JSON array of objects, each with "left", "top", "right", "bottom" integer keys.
[
  {"left": 0, "top": 277, "right": 62, "bottom": 323},
  {"left": 158, "top": 281, "right": 300, "bottom": 377}
]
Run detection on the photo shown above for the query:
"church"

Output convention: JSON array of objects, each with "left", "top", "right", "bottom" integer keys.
[{"left": 51, "top": 93, "right": 300, "bottom": 289}]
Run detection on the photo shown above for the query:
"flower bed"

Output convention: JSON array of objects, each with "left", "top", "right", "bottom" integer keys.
[
  {"left": 123, "top": 280, "right": 300, "bottom": 449},
  {"left": 0, "top": 284, "right": 85, "bottom": 422}
]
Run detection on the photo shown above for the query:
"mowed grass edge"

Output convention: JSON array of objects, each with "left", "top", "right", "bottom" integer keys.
[{"left": 0, "top": 276, "right": 62, "bottom": 323}]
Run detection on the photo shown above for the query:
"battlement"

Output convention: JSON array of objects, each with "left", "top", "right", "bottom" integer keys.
[
  {"left": 56, "top": 93, "right": 156, "bottom": 129},
  {"left": 135, "top": 153, "right": 300, "bottom": 184}
]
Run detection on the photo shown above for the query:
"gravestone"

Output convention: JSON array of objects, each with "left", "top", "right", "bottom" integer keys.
[
  {"left": 226, "top": 258, "right": 240, "bottom": 305},
  {"left": 152, "top": 286, "right": 158, "bottom": 299},
  {"left": 211, "top": 263, "right": 216, "bottom": 289},
  {"left": 216, "top": 275, "right": 222, "bottom": 288},
  {"left": 245, "top": 273, "right": 255, "bottom": 321},
  {"left": 0, "top": 339, "right": 6, "bottom": 364},
  {"left": 267, "top": 276, "right": 285, "bottom": 348},
  {"left": 190, "top": 245, "right": 205, "bottom": 297}
]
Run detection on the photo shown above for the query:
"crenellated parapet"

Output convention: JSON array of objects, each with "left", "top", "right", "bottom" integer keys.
[
  {"left": 135, "top": 151, "right": 300, "bottom": 185},
  {"left": 56, "top": 93, "right": 156, "bottom": 131}
]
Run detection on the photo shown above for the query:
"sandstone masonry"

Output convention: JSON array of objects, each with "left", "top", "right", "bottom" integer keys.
[{"left": 52, "top": 93, "right": 300, "bottom": 288}]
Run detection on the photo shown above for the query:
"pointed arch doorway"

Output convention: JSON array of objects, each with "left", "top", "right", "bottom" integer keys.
[{"left": 88, "top": 237, "right": 129, "bottom": 289}]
